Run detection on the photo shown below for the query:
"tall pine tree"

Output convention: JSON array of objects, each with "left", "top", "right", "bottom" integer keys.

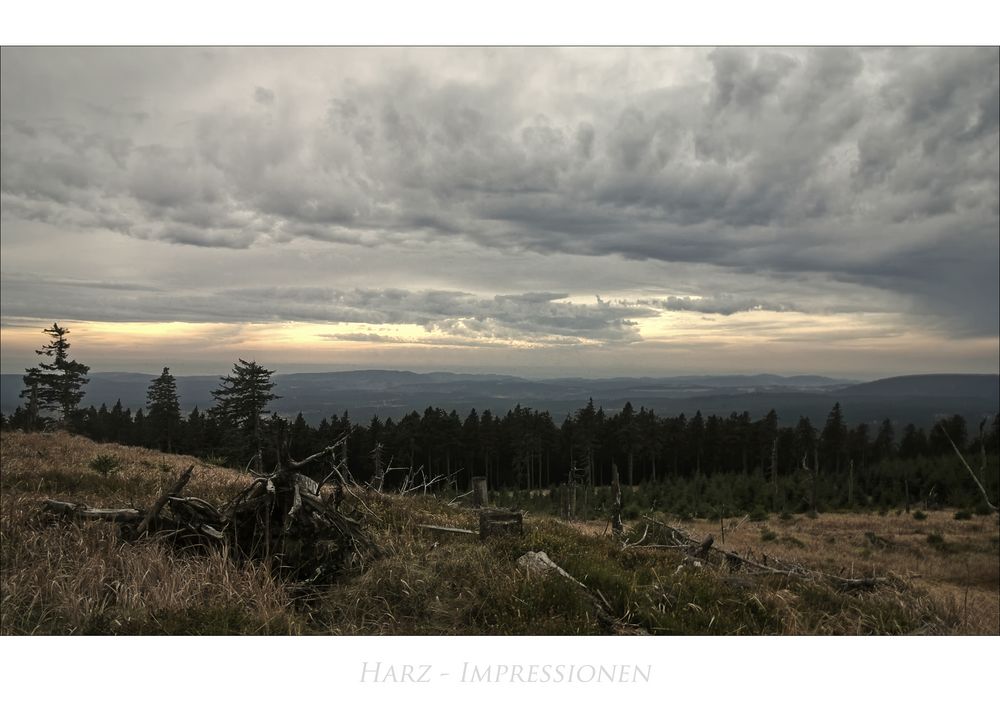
[
  {"left": 146, "top": 367, "right": 181, "bottom": 452},
  {"left": 20, "top": 323, "right": 90, "bottom": 425},
  {"left": 210, "top": 359, "right": 279, "bottom": 469}
]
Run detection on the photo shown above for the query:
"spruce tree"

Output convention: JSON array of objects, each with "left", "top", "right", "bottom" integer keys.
[
  {"left": 210, "top": 359, "right": 279, "bottom": 468},
  {"left": 821, "top": 402, "right": 847, "bottom": 474},
  {"left": 20, "top": 323, "right": 90, "bottom": 424},
  {"left": 146, "top": 367, "right": 181, "bottom": 452}
]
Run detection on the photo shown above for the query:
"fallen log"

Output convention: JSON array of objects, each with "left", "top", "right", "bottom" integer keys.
[
  {"left": 417, "top": 524, "right": 476, "bottom": 535},
  {"left": 637, "top": 515, "right": 889, "bottom": 592},
  {"left": 43, "top": 499, "right": 142, "bottom": 523},
  {"left": 518, "top": 550, "right": 618, "bottom": 629}
]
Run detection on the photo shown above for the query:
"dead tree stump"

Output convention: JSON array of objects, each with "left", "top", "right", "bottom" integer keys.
[
  {"left": 611, "top": 463, "right": 623, "bottom": 538},
  {"left": 472, "top": 476, "right": 488, "bottom": 508},
  {"left": 479, "top": 509, "right": 523, "bottom": 540}
]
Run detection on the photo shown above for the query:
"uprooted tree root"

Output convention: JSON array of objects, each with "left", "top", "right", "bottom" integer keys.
[{"left": 41, "top": 460, "right": 377, "bottom": 584}]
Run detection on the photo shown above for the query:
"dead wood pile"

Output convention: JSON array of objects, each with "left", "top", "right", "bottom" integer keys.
[{"left": 41, "top": 445, "right": 377, "bottom": 584}]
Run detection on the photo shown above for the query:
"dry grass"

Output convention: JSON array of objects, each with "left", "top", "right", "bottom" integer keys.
[
  {"left": 0, "top": 433, "right": 298, "bottom": 634},
  {"left": 2, "top": 431, "right": 990, "bottom": 635},
  {"left": 677, "top": 510, "right": 1000, "bottom": 635},
  {"left": 1, "top": 431, "right": 244, "bottom": 504}
]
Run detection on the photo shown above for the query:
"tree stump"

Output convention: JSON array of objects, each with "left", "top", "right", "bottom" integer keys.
[
  {"left": 479, "top": 509, "right": 523, "bottom": 540},
  {"left": 472, "top": 476, "right": 488, "bottom": 508}
]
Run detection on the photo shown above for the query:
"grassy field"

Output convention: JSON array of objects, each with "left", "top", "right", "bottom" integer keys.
[{"left": 2, "top": 431, "right": 997, "bottom": 635}]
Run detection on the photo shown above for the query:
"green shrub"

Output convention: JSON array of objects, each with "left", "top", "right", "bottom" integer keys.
[
  {"left": 926, "top": 532, "right": 945, "bottom": 546},
  {"left": 953, "top": 510, "right": 973, "bottom": 521},
  {"left": 913, "top": 510, "right": 927, "bottom": 521},
  {"left": 760, "top": 528, "right": 777, "bottom": 542},
  {"left": 88, "top": 454, "right": 122, "bottom": 477},
  {"left": 778, "top": 511, "right": 793, "bottom": 522},
  {"left": 749, "top": 507, "right": 768, "bottom": 522}
]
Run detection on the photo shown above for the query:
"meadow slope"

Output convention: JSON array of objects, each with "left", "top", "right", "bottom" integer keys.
[{"left": 1, "top": 432, "right": 996, "bottom": 635}]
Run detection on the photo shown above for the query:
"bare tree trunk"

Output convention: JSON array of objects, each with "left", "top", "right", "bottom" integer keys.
[
  {"left": 611, "top": 462, "right": 623, "bottom": 538},
  {"left": 812, "top": 446, "right": 819, "bottom": 514},
  {"left": 848, "top": 459, "right": 854, "bottom": 508},
  {"left": 938, "top": 419, "right": 998, "bottom": 513},
  {"left": 371, "top": 443, "right": 385, "bottom": 492},
  {"left": 472, "top": 476, "right": 488, "bottom": 508},
  {"left": 771, "top": 437, "right": 779, "bottom": 511}
]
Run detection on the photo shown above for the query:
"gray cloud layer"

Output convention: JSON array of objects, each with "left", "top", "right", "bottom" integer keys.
[
  {"left": 1, "top": 47, "right": 997, "bottom": 359},
  {"left": 0, "top": 273, "right": 651, "bottom": 345}
]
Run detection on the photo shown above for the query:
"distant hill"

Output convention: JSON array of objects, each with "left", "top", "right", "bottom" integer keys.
[
  {"left": 1, "top": 370, "right": 996, "bottom": 427},
  {"left": 835, "top": 374, "right": 999, "bottom": 399}
]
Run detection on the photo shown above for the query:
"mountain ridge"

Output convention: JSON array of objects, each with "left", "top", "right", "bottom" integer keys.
[{"left": 2, "top": 370, "right": 996, "bottom": 427}]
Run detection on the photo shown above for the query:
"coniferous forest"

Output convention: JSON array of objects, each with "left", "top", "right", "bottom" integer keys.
[{"left": 5, "top": 327, "right": 998, "bottom": 519}]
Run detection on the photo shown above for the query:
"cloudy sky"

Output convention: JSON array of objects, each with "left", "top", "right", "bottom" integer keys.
[{"left": 1, "top": 47, "right": 997, "bottom": 378}]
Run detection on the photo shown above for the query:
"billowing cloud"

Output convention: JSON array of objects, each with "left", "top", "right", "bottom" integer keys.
[{"left": 1, "top": 47, "right": 997, "bottom": 375}]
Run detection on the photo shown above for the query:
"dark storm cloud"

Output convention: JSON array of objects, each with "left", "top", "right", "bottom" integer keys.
[{"left": 1, "top": 47, "right": 997, "bottom": 339}]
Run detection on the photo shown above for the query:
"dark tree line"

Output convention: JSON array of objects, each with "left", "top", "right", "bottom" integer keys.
[
  {"left": 3, "top": 327, "right": 998, "bottom": 514},
  {"left": 6, "top": 380, "right": 997, "bottom": 513}
]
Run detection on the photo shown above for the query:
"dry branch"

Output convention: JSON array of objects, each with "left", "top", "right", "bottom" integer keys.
[
  {"left": 518, "top": 551, "right": 618, "bottom": 629},
  {"left": 417, "top": 524, "right": 476, "bottom": 535},
  {"left": 137, "top": 465, "right": 194, "bottom": 536},
  {"left": 41, "top": 442, "right": 377, "bottom": 583},
  {"left": 638, "top": 516, "right": 887, "bottom": 592},
  {"left": 938, "top": 420, "right": 998, "bottom": 513},
  {"left": 42, "top": 500, "right": 142, "bottom": 523}
]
